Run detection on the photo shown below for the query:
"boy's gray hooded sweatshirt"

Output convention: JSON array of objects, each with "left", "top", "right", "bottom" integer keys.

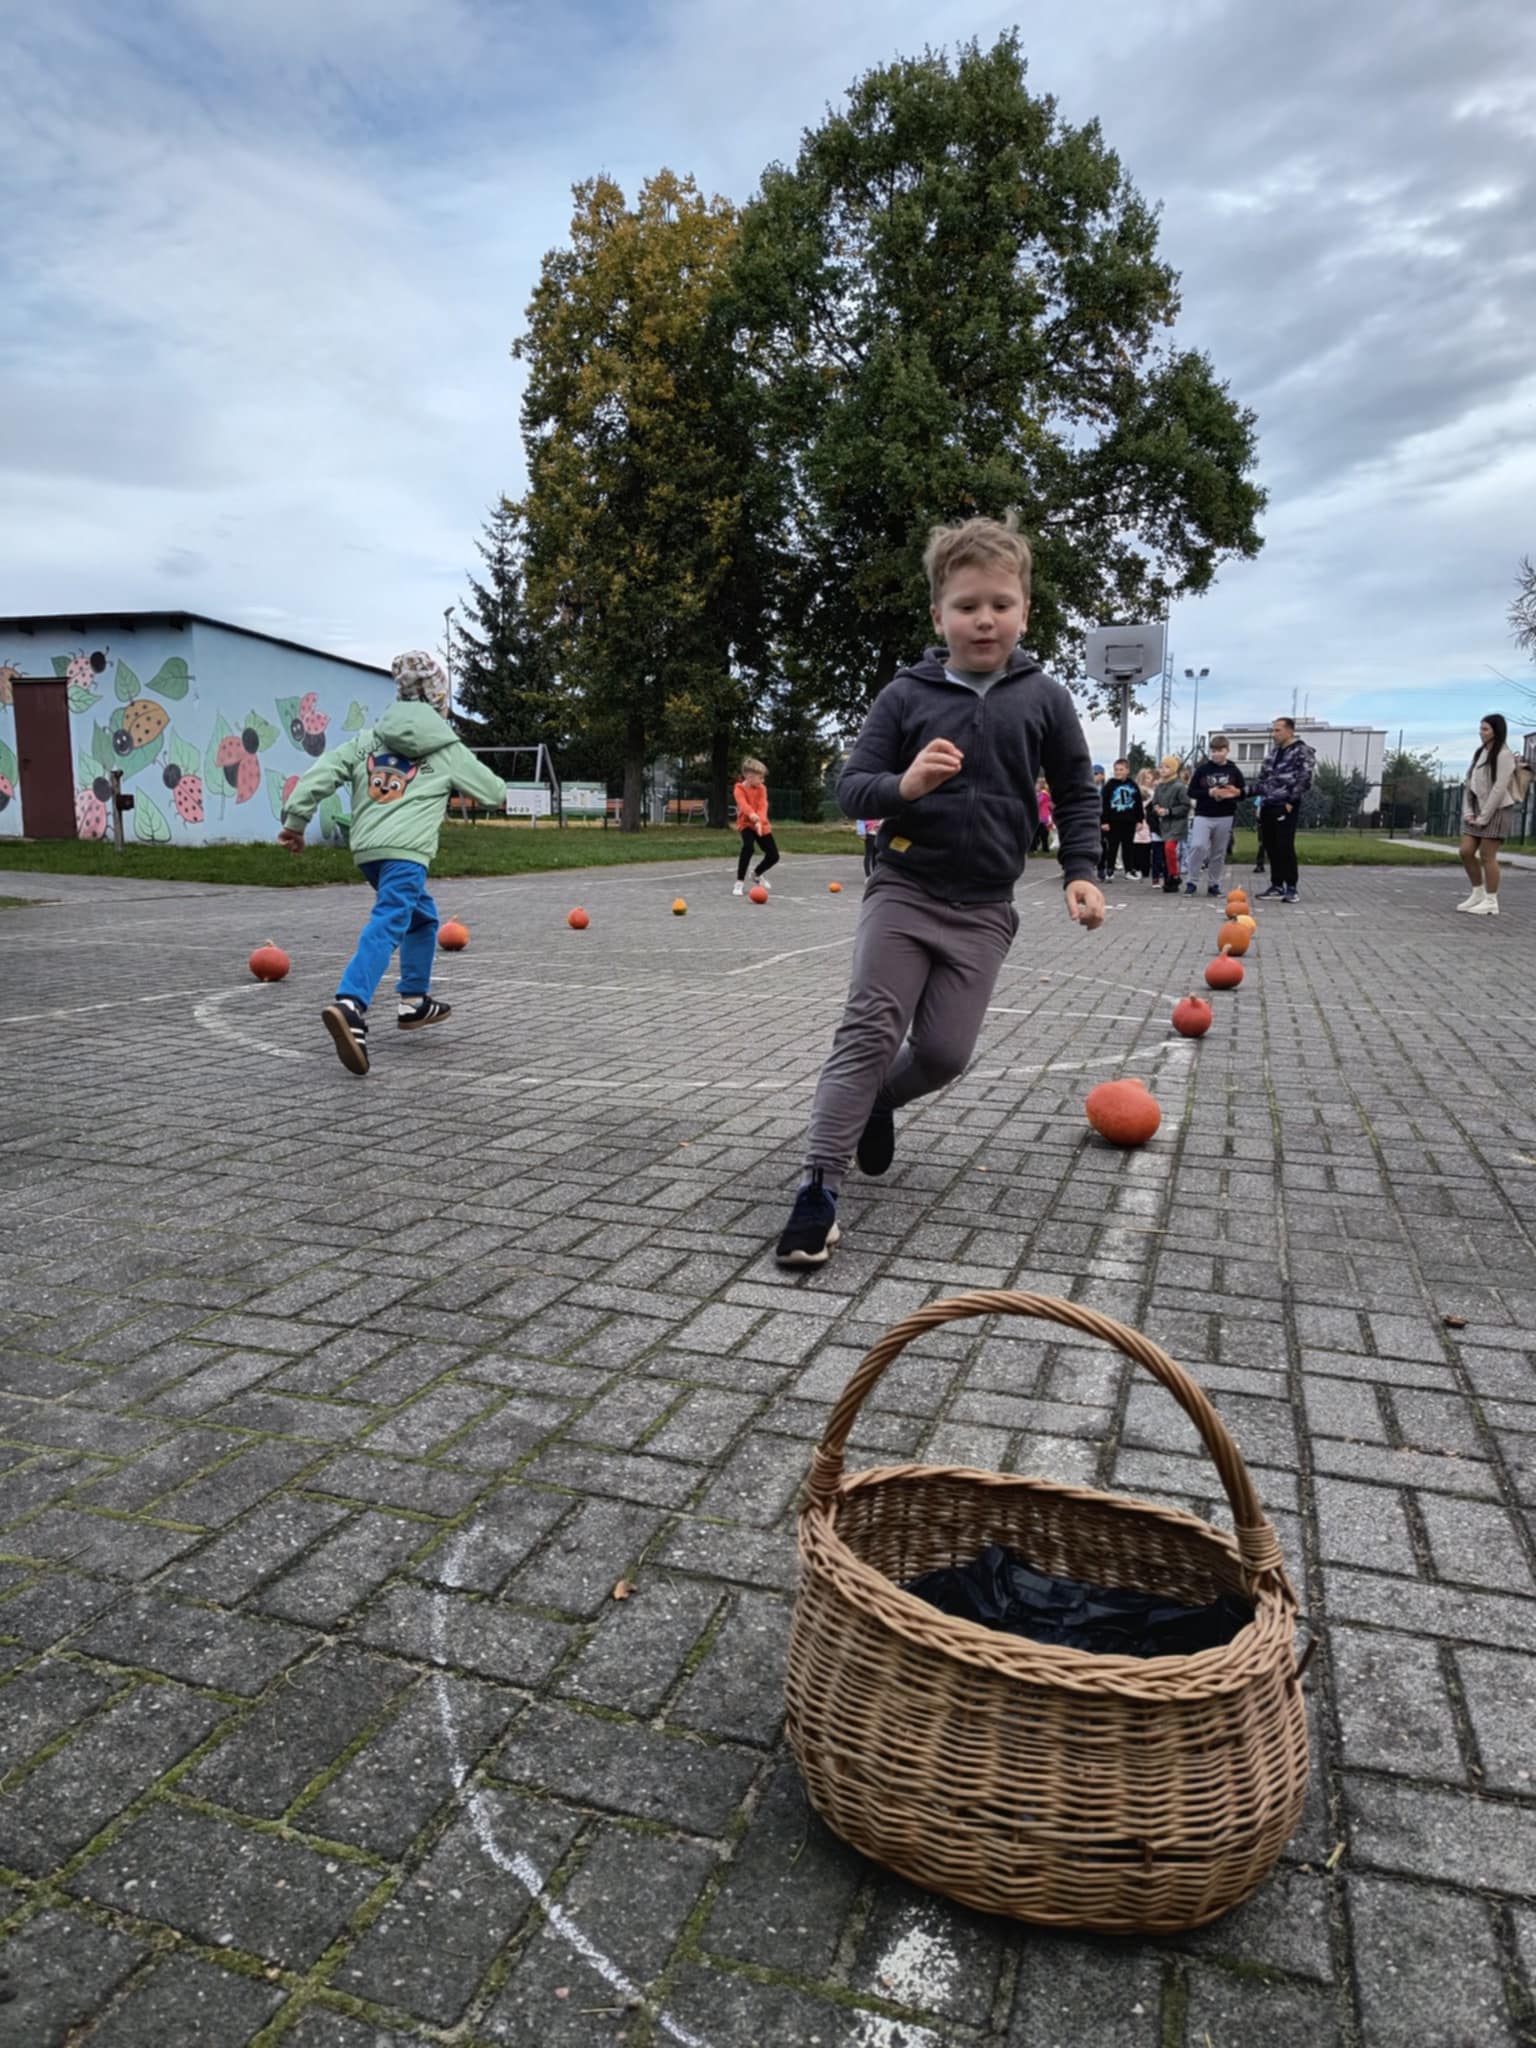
[{"left": 837, "top": 647, "right": 1100, "bottom": 903}]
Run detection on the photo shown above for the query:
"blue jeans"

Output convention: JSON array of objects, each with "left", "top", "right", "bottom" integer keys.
[{"left": 338, "top": 860, "right": 438, "bottom": 1006}]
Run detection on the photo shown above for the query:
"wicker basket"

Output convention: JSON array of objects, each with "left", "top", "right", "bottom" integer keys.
[{"left": 786, "top": 1291, "right": 1310, "bottom": 1933}]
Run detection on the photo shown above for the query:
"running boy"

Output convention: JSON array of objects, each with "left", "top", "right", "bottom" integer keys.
[
  {"left": 775, "top": 516, "right": 1104, "bottom": 1266},
  {"left": 733, "top": 758, "right": 779, "bottom": 895},
  {"left": 277, "top": 650, "right": 508, "bottom": 1075}
]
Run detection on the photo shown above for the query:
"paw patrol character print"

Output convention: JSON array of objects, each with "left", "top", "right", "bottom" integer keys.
[{"left": 366, "top": 751, "right": 418, "bottom": 804}]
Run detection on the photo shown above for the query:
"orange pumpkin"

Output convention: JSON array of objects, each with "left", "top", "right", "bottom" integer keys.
[
  {"left": 247, "top": 940, "right": 290, "bottom": 982},
  {"left": 749, "top": 885, "right": 769, "bottom": 904},
  {"left": 1216, "top": 919, "right": 1252, "bottom": 956},
  {"left": 1226, "top": 891, "right": 1250, "bottom": 911},
  {"left": 1205, "top": 955, "right": 1245, "bottom": 990},
  {"left": 437, "top": 919, "right": 469, "bottom": 951},
  {"left": 1085, "top": 1077, "right": 1162, "bottom": 1147},
  {"left": 829, "top": 881, "right": 842, "bottom": 893},
  {"left": 1235, "top": 913, "right": 1257, "bottom": 933},
  {"left": 672, "top": 898, "right": 687, "bottom": 915},
  {"left": 1171, "top": 995, "right": 1214, "bottom": 1038},
  {"left": 567, "top": 907, "right": 590, "bottom": 930}
]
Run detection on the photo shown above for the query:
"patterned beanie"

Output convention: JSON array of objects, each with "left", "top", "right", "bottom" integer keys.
[{"left": 391, "top": 649, "right": 449, "bottom": 715}]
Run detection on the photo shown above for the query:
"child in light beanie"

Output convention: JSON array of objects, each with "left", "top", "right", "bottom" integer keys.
[{"left": 278, "top": 650, "right": 507, "bottom": 1074}]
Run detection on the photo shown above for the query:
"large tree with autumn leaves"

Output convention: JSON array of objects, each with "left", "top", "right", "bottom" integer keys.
[{"left": 514, "top": 170, "right": 769, "bottom": 828}]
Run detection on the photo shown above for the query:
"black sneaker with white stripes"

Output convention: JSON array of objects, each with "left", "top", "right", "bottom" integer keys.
[
  {"left": 322, "top": 997, "right": 369, "bottom": 1075},
  {"left": 398, "top": 996, "right": 452, "bottom": 1032}
]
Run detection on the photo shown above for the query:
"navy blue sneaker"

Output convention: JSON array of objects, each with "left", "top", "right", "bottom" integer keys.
[
  {"left": 857, "top": 1103, "right": 896, "bottom": 1176},
  {"left": 1183, "top": 883, "right": 1196, "bottom": 895},
  {"left": 1207, "top": 885, "right": 1221, "bottom": 897},
  {"left": 322, "top": 998, "right": 369, "bottom": 1075},
  {"left": 775, "top": 1172, "right": 840, "bottom": 1267},
  {"left": 1282, "top": 886, "right": 1299, "bottom": 904},
  {"left": 1258, "top": 885, "right": 1284, "bottom": 898}
]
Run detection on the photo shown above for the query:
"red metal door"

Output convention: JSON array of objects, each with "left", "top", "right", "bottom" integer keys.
[{"left": 12, "top": 678, "right": 77, "bottom": 837}]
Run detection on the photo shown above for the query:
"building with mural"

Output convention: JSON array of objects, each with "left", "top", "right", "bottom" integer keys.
[{"left": 0, "top": 612, "right": 395, "bottom": 845}]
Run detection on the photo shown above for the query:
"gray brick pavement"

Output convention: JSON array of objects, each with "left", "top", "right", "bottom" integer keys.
[{"left": 3, "top": 857, "right": 1536, "bottom": 2043}]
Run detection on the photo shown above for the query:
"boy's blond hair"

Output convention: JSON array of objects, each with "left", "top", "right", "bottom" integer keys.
[
  {"left": 923, "top": 514, "right": 1033, "bottom": 604},
  {"left": 739, "top": 757, "right": 767, "bottom": 778}
]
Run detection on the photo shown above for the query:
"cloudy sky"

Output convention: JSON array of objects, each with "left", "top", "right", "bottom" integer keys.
[{"left": 5, "top": 0, "right": 1535, "bottom": 770}]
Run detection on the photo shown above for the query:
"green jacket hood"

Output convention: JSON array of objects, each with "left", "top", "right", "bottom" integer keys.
[{"left": 371, "top": 702, "right": 459, "bottom": 760}]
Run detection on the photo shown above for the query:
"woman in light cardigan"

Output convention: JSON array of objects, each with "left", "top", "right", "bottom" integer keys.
[{"left": 1458, "top": 712, "right": 1519, "bottom": 917}]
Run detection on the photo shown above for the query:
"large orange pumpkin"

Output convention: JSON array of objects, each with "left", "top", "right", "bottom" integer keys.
[
  {"left": 1085, "top": 1077, "right": 1162, "bottom": 1147},
  {"left": 1171, "top": 995, "right": 1214, "bottom": 1038},
  {"left": 1216, "top": 919, "right": 1252, "bottom": 955},
  {"left": 1205, "top": 955, "right": 1245, "bottom": 990},
  {"left": 437, "top": 919, "right": 469, "bottom": 951},
  {"left": 248, "top": 940, "right": 290, "bottom": 982},
  {"left": 567, "top": 907, "right": 590, "bottom": 930},
  {"left": 749, "top": 885, "right": 769, "bottom": 904}
]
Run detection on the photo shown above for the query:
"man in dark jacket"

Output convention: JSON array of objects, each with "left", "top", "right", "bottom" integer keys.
[
  {"left": 1182, "top": 736, "right": 1246, "bottom": 895},
  {"left": 1254, "top": 717, "right": 1315, "bottom": 902},
  {"left": 775, "top": 515, "right": 1104, "bottom": 1265}
]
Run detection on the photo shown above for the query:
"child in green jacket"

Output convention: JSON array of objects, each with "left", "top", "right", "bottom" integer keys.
[{"left": 278, "top": 650, "right": 507, "bottom": 1074}]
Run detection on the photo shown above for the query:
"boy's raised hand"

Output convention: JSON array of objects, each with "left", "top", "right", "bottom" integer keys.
[
  {"left": 1065, "top": 879, "right": 1105, "bottom": 930},
  {"left": 899, "top": 738, "right": 964, "bottom": 801}
]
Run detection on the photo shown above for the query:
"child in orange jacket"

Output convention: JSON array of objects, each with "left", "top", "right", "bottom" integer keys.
[{"left": 733, "top": 757, "right": 780, "bottom": 894}]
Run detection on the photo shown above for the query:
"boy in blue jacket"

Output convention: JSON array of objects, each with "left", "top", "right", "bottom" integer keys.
[
  {"left": 278, "top": 651, "right": 508, "bottom": 1074},
  {"left": 775, "top": 517, "right": 1104, "bottom": 1266}
]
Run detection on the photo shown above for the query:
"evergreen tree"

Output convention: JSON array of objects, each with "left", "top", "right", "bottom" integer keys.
[{"left": 451, "top": 501, "right": 566, "bottom": 758}]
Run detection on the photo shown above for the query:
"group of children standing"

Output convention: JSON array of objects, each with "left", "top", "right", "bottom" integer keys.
[{"left": 1094, "top": 740, "right": 1248, "bottom": 896}]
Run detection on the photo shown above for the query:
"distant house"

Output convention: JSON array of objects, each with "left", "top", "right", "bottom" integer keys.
[
  {"left": 0, "top": 611, "right": 393, "bottom": 844},
  {"left": 1219, "top": 717, "right": 1388, "bottom": 812}
]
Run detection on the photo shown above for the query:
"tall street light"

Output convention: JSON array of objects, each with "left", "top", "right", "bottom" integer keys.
[{"left": 1184, "top": 667, "right": 1209, "bottom": 757}]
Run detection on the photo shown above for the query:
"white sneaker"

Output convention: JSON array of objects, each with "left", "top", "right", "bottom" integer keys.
[
  {"left": 758, "top": 877, "right": 772, "bottom": 893},
  {"left": 1456, "top": 885, "right": 1486, "bottom": 911},
  {"left": 732, "top": 881, "right": 744, "bottom": 896},
  {"left": 1467, "top": 895, "right": 1500, "bottom": 916}
]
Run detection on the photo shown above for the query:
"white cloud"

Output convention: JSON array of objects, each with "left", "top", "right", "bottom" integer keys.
[{"left": 1, "top": 0, "right": 1533, "bottom": 766}]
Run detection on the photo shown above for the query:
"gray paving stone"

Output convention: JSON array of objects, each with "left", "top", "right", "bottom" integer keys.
[
  {"left": 1312, "top": 1476, "right": 1419, "bottom": 1572},
  {"left": 298, "top": 1671, "right": 519, "bottom": 1856},
  {"left": 5, "top": 1508, "right": 201, "bottom": 1579},
  {"left": 415, "top": 1484, "right": 571, "bottom": 1595},
  {"left": 700, "top": 1758, "right": 865, "bottom": 1975},
  {"left": 0, "top": 1656, "right": 119, "bottom": 1776},
  {"left": 331, "top": 1795, "right": 580, "bottom": 2023},
  {"left": 0, "top": 1907, "right": 146, "bottom": 2047},
  {"left": 299, "top": 1448, "right": 485, "bottom": 1518},
  {"left": 1322, "top": 1566, "right": 1536, "bottom": 1650},
  {"left": 491, "top": 1699, "right": 759, "bottom": 1834},
  {"left": 5, "top": 1681, "right": 231, "bottom": 1872},
  {"left": 252, "top": 1510, "right": 422, "bottom": 1626},
  {"left": 1330, "top": 1626, "right": 1464, "bottom": 1780},
  {"left": 1311, "top": 1441, "right": 1499, "bottom": 1498},
  {"left": 69, "top": 1802, "right": 379, "bottom": 1965},
  {"left": 1348, "top": 1873, "right": 1518, "bottom": 2047},
  {"left": 559, "top": 1574, "right": 721, "bottom": 1714},
  {"left": 483, "top": 1823, "right": 718, "bottom": 2045},
  {"left": 72, "top": 1592, "right": 313, "bottom": 1693},
  {"left": 155, "top": 1495, "right": 350, "bottom": 1605},
  {"left": 79, "top": 1950, "right": 285, "bottom": 2046},
  {"left": 669, "top": 1589, "right": 791, "bottom": 1745},
  {"left": 1416, "top": 1493, "right": 1535, "bottom": 1592},
  {"left": 502, "top": 1497, "right": 664, "bottom": 1618},
  {"left": 1346, "top": 1774, "right": 1536, "bottom": 1895},
  {"left": 183, "top": 1644, "right": 413, "bottom": 1817},
  {"left": 0, "top": 1568, "right": 124, "bottom": 1648},
  {"left": 1182, "top": 1968, "right": 1344, "bottom": 2046},
  {"left": 1453, "top": 1645, "right": 1536, "bottom": 1793},
  {"left": 1007, "top": 1938, "right": 1163, "bottom": 2045},
  {"left": 352, "top": 1582, "right": 576, "bottom": 1686}
]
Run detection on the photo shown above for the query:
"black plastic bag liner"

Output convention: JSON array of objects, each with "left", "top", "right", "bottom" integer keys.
[{"left": 905, "top": 1544, "right": 1253, "bottom": 1658}]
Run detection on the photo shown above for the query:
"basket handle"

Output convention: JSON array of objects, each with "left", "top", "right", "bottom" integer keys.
[{"left": 805, "top": 1290, "right": 1287, "bottom": 1580}]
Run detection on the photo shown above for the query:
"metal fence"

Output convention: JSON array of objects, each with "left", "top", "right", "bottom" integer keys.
[{"left": 1426, "top": 775, "right": 1536, "bottom": 846}]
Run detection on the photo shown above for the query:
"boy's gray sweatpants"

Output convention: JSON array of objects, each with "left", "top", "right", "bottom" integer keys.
[
  {"left": 803, "top": 869, "right": 1018, "bottom": 1190},
  {"left": 1182, "top": 815, "right": 1233, "bottom": 891}
]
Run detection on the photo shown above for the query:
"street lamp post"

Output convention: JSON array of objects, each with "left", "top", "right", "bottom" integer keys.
[
  {"left": 1183, "top": 667, "right": 1209, "bottom": 758},
  {"left": 443, "top": 605, "right": 455, "bottom": 723}
]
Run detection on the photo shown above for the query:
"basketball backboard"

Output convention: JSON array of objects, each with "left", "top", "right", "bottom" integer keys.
[{"left": 1084, "top": 623, "right": 1166, "bottom": 689}]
